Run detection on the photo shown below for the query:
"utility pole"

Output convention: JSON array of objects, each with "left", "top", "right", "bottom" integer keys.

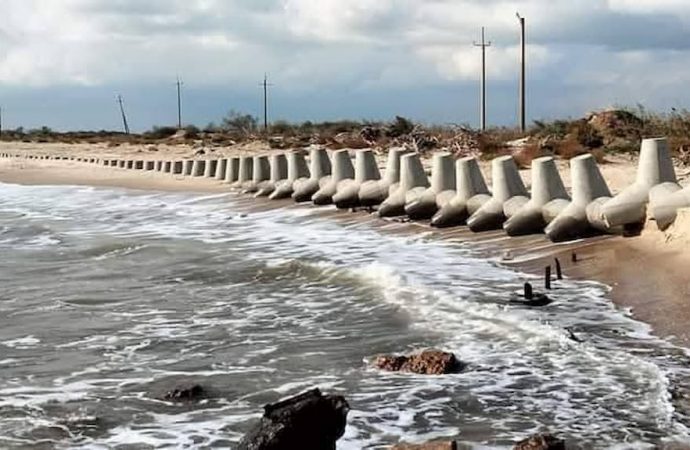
[
  {"left": 176, "top": 76, "right": 183, "bottom": 129},
  {"left": 116, "top": 95, "right": 130, "bottom": 134},
  {"left": 0, "top": 106, "right": 3, "bottom": 137},
  {"left": 473, "top": 27, "right": 491, "bottom": 131},
  {"left": 260, "top": 74, "right": 273, "bottom": 134},
  {"left": 517, "top": 12, "right": 526, "bottom": 132}
]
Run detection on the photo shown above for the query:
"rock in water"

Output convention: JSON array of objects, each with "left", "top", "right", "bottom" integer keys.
[
  {"left": 514, "top": 434, "right": 566, "bottom": 450},
  {"left": 391, "top": 441, "right": 457, "bottom": 450},
  {"left": 237, "top": 388, "right": 349, "bottom": 450},
  {"left": 163, "top": 384, "right": 206, "bottom": 402},
  {"left": 374, "top": 349, "right": 464, "bottom": 375}
]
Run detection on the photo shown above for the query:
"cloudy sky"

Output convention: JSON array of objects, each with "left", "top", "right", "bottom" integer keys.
[{"left": 0, "top": 0, "right": 689, "bottom": 131}]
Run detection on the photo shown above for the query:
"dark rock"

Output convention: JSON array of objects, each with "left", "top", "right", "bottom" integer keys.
[
  {"left": 374, "top": 349, "right": 464, "bottom": 375},
  {"left": 391, "top": 441, "right": 457, "bottom": 450},
  {"left": 514, "top": 433, "right": 566, "bottom": 450},
  {"left": 237, "top": 388, "right": 349, "bottom": 450},
  {"left": 163, "top": 384, "right": 206, "bottom": 402},
  {"left": 194, "top": 149, "right": 206, "bottom": 156}
]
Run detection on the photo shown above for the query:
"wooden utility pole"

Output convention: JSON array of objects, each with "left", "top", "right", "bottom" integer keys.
[
  {"left": 474, "top": 27, "right": 491, "bottom": 131},
  {"left": 517, "top": 12, "right": 526, "bottom": 132},
  {"left": 176, "top": 76, "right": 183, "bottom": 129},
  {"left": 260, "top": 74, "right": 273, "bottom": 133},
  {"left": 117, "top": 95, "right": 130, "bottom": 135}
]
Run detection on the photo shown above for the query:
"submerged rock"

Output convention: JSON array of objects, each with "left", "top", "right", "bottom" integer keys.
[
  {"left": 374, "top": 349, "right": 464, "bottom": 375},
  {"left": 163, "top": 384, "right": 206, "bottom": 402},
  {"left": 237, "top": 388, "right": 349, "bottom": 450},
  {"left": 391, "top": 441, "right": 457, "bottom": 450},
  {"left": 514, "top": 433, "right": 566, "bottom": 450}
]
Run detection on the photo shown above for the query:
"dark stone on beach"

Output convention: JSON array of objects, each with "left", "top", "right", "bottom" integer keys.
[
  {"left": 163, "top": 384, "right": 206, "bottom": 402},
  {"left": 374, "top": 349, "right": 464, "bottom": 375},
  {"left": 391, "top": 441, "right": 457, "bottom": 450},
  {"left": 237, "top": 388, "right": 349, "bottom": 450},
  {"left": 514, "top": 433, "right": 566, "bottom": 450}
]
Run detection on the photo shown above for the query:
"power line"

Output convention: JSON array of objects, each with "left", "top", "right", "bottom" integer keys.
[
  {"left": 260, "top": 74, "right": 273, "bottom": 134},
  {"left": 517, "top": 12, "right": 526, "bottom": 132},
  {"left": 473, "top": 26, "right": 491, "bottom": 131},
  {"left": 117, "top": 94, "right": 130, "bottom": 134},
  {"left": 176, "top": 76, "right": 183, "bottom": 129}
]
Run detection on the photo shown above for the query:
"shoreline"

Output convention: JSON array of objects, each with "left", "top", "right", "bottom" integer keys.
[{"left": 2, "top": 155, "right": 690, "bottom": 348}]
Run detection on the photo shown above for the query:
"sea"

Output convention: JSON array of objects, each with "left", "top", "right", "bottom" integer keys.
[{"left": 1, "top": 182, "right": 689, "bottom": 449}]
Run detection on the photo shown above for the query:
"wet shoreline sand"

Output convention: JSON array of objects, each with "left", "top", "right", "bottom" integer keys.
[{"left": 1, "top": 154, "right": 690, "bottom": 350}]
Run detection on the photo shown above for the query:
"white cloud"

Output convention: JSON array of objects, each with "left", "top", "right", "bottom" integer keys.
[{"left": 1, "top": 0, "right": 690, "bottom": 108}]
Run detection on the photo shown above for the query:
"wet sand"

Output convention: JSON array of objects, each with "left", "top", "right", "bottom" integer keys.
[{"left": 1, "top": 152, "right": 690, "bottom": 347}]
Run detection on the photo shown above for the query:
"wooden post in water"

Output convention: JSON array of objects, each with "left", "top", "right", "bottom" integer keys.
[
  {"left": 554, "top": 258, "right": 563, "bottom": 280},
  {"left": 544, "top": 266, "right": 552, "bottom": 290}
]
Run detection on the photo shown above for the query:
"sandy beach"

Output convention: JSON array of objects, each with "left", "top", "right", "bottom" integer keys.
[{"left": 2, "top": 140, "right": 690, "bottom": 348}]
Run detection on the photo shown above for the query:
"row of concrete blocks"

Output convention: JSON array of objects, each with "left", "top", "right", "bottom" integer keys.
[{"left": 2, "top": 137, "right": 686, "bottom": 241}]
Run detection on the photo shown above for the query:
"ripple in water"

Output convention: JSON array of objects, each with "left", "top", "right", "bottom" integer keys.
[{"left": 0, "top": 182, "right": 688, "bottom": 449}]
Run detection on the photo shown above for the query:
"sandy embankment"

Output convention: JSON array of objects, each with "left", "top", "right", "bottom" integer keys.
[{"left": 1, "top": 141, "right": 690, "bottom": 344}]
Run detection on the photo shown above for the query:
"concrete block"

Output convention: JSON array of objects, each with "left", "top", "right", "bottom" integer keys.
[
  {"left": 312, "top": 149, "right": 353, "bottom": 205},
  {"left": 467, "top": 155, "right": 528, "bottom": 232},
  {"left": 293, "top": 148, "right": 331, "bottom": 202},
  {"left": 432, "top": 156, "right": 491, "bottom": 228},
  {"left": 379, "top": 153, "right": 429, "bottom": 217}
]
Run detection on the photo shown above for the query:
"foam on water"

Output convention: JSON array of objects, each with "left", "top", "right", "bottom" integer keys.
[{"left": 0, "top": 182, "right": 689, "bottom": 448}]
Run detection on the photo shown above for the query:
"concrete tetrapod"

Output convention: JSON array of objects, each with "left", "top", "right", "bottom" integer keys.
[
  {"left": 204, "top": 159, "right": 218, "bottom": 178},
  {"left": 270, "top": 152, "right": 310, "bottom": 200},
  {"left": 233, "top": 156, "right": 254, "bottom": 189},
  {"left": 293, "top": 148, "right": 332, "bottom": 202},
  {"left": 312, "top": 149, "right": 354, "bottom": 205},
  {"left": 332, "top": 149, "right": 381, "bottom": 209},
  {"left": 191, "top": 160, "right": 206, "bottom": 177},
  {"left": 183, "top": 160, "right": 194, "bottom": 176},
  {"left": 467, "top": 155, "right": 529, "bottom": 232},
  {"left": 594, "top": 138, "right": 677, "bottom": 230},
  {"left": 545, "top": 154, "right": 612, "bottom": 241},
  {"left": 359, "top": 147, "right": 409, "bottom": 207},
  {"left": 649, "top": 183, "right": 690, "bottom": 230},
  {"left": 255, "top": 154, "right": 288, "bottom": 197},
  {"left": 379, "top": 153, "right": 430, "bottom": 217},
  {"left": 225, "top": 157, "right": 240, "bottom": 184},
  {"left": 215, "top": 159, "right": 228, "bottom": 181},
  {"left": 405, "top": 152, "right": 455, "bottom": 220},
  {"left": 431, "top": 156, "right": 491, "bottom": 228},
  {"left": 243, "top": 156, "right": 270, "bottom": 193},
  {"left": 504, "top": 156, "right": 570, "bottom": 236}
]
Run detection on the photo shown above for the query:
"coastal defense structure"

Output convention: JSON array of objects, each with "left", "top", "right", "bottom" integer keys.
[
  {"left": 191, "top": 160, "right": 206, "bottom": 177},
  {"left": 215, "top": 159, "right": 228, "bottom": 180},
  {"left": 597, "top": 138, "right": 677, "bottom": 229},
  {"left": 545, "top": 154, "right": 611, "bottom": 241},
  {"left": 293, "top": 148, "right": 332, "bottom": 202},
  {"left": 234, "top": 156, "right": 254, "bottom": 188},
  {"left": 313, "top": 149, "right": 354, "bottom": 205},
  {"left": 379, "top": 153, "right": 430, "bottom": 217},
  {"left": 255, "top": 153, "right": 288, "bottom": 197},
  {"left": 503, "top": 156, "right": 570, "bottom": 236},
  {"left": 183, "top": 160, "right": 194, "bottom": 176},
  {"left": 432, "top": 156, "right": 491, "bottom": 227},
  {"left": 467, "top": 155, "right": 528, "bottom": 232},
  {"left": 225, "top": 157, "right": 240, "bottom": 184},
  {"left": 650, "top": 184, "right": 690, "bottom": 230},
  {"left": 204, "top": 159, "right": 217, "bottom": 178},
  {"left": 244, "top": 155, "right": 270, "bottom": 193},
  {"left": 270, "top": 151, "right": 310, "bottom": 200},
  {"left": 332, "top": 149, "right": 380, "bottom": 209},
  {"left": 359, "top": 147, "right": 408, "bottom": 207},
  {"left": 405, "top": 152, "right": 455, "bottom": 220}
]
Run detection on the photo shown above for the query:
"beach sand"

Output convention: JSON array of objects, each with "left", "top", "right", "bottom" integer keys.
[{"left": 1, "top": 141, "right": 690, "bottom": 346}]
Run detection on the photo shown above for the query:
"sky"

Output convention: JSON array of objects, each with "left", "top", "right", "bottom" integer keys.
[{"left": 1, "top": 0, "right": 690, "bottom": 132}]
